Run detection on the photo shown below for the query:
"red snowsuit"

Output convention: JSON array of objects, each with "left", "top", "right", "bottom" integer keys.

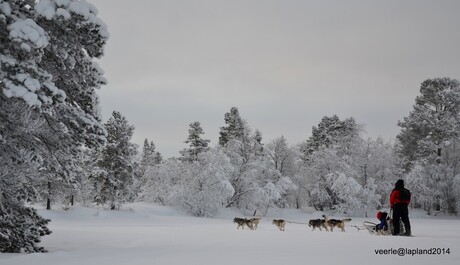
[{"left": 390, "top": 179, "right": 411, "bottom": 236}]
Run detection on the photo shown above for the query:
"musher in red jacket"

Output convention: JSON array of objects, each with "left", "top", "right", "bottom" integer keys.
[{"left": 390, "top": 179, "right": 411, "bottom": 236}]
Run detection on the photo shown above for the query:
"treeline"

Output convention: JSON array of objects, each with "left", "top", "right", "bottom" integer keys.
[{"left": 54, "top": 77, "right": 460, "bottom": 218}]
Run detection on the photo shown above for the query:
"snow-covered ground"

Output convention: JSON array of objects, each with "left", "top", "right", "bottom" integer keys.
[{"left": 1, "top": 203, "right": 459, "bottom": 265}]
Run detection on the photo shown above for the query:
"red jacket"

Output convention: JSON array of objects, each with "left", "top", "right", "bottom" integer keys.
[{"left": 390, "top": 189, "right": 410, "bottom": 208}]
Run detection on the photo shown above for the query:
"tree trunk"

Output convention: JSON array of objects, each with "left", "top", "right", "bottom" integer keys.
[
  {"left": 70, "top": 195, "right": 74, "bottom": 206},
  {"left": 46, "top": 182, "right": 51, "bottom": 210},
  {"left": 436, "top": 147, "right": 442, "bottom": 164}
]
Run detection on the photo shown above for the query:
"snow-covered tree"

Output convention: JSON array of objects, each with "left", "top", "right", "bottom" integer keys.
[
  {"left": 219, "top": 107, "right": 247, "bottom": 147},
  {"left": 365, "top": 137, "right": 398, "bottom": 205},
  {"left": 397, "top": 78, "right": 460, "bottom": 214},
  {"left": 141, "top": 158, "right": 186, "bottom": 206},
  {"left": 397, "top": 78, "right": 460, "bottom": 169},
  {"left": 252, "top": 129, "right": 265, "bottom": 157},
  {"left": 180, "top": 121, "right": 210, "bottom": 162},
  {"left": 139, "top": 139, "right": 162, "bottom": 173},
  {"left": 453, "top": 175, "right": 460, "bottom": 215},
  {"left": 404, "top": 162, "right": 431, "bottom": 211},
  {"left": 264, "top": 136, "right": 299, "bottom": 207},
  {"left": 0, "top": 0, "right": 108, "bottom": 252},
  {"left": 359, "top": 178, "right": 381, "bottom": 216},
  {"left": 132, "top": 139, "right": 162, "bottom": 200},
  {"left": 298, "top": 115, "right": 369, "bottom": 213},
  {"left": 0, "top": 191, "right": 51, "bottom": 253},
  {"left": 217, "top": 108, "right": 265, "bottom": 210},
  {"left": 331, "top": 173, "right": 363, "bottom": 214},
  {"left": 300, "top": 115, "right": 361, "bottom": 159},
  {"left": 92, "top": 111, "right": 137, "bottom": 209},
  {"left": 181, "top": 149, "right": 234, "bottom": 217},
  {"left": 266, "top": 136, "right": 297, "bottom": 177},
  {"left": 300, "top": 148, "right": 349, "bottom": 210}
]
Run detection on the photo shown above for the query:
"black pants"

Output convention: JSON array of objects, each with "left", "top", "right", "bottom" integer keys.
[{"left": 392, "top": 203, "right": 411, "bottom": 235}]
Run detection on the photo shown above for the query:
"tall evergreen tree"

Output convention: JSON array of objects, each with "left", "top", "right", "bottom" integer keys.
[
  {"left": 397, "top": 78, "right": 460, "bottom": 214},
  {"left": 140, "top": 139, "right": 162, "bottom": 174},
  {"left": 300, "top": 115, "right": 361, "bottom": 160},
  {"left": 180, "top": 121, "right": 210, "bottom": 162},
  {"left": 252, "top": 129, "right": 264, "bottom": 157},
  {"left": 133, "top": 139, "right": 161, "bottom": 200},
  {"left": 219, "top": 107, "right": 247, "bottom": 146},
  {"left": 0, "top": 0, "right": 108, "bottom": 252},
  {"left": 92, "top": 111, "right": 137, "bottom": 210},
  {"left": 397, "top": 77, "right": 460, "bottom": 169}
]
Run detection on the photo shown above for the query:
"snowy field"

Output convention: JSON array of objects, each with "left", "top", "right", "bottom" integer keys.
[{"left": 1, "top": 203, "right": 459, "bottom": 265}]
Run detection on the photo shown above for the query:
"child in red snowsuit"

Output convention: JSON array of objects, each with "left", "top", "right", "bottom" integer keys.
[{"left": 375, "top": 211, "right": 388, "bottom": 232}]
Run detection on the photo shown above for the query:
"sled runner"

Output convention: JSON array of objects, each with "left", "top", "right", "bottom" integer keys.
[{"left": 362, "top": 221, "right": 392, "bottom": 235}]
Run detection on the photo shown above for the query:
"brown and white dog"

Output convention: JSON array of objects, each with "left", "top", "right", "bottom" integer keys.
[
  {"left": 272, "top": 219, "right": 286, "bottom": 231},
  {"left": 249, "top": 217, "right": 261, "bottom": 230},
  {"left": 322, "top": 215, "right": 352, "bottom": 232}
]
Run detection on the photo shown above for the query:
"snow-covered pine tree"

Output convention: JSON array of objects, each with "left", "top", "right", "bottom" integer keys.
[
  {"left": 219, "top": 107, "right": 247, "bottom": 147},
  {"left": 92, "top": 111, "right": 137, "bottom": 210},
  {"left": 218, "top": 108, "right": 264, "bottom": 210},
  {"left": 0, "top": 192, "right": 51, "bottom": 253},
  {"left": 298, "top": 115, "right": 369, "bottom": 213},
  {"left": 397, "top": 78, "right": 460, "bottom": 214},
  {"left": 300, "top": 115, "right": 361, "bottom": 160},
  {"left": 140, "top": 139, "right": 162, "bottom": 174},
  {"left": 180, "top": 121, "right": 210, "bottom": 162},
  {"left": 397, "top": 78, "right": 460, "bottom": 169},
  {"left": 132, "top": 139, "right": 162, "bottom": 200},
  {"left": 1, "top": 0, "right": 108, "bottom": 252},
  {"left": 252, "top": 129, "right": 264, "bottom": 157}
]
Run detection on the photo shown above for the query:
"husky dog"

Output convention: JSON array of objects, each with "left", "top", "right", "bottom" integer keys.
[
  {"left": 233, "top": 217, "right": 254, "bottom": 230},
  {"left": 249, "top": 217, "right": 261, "bottom": 230},
  {"left": 322, "top": 215, "right": 352, "bottom": 232},
  {"left": 272, "top": 219, "right": 286, "bottom": 231},
  {"left": 308, "top": 218, "right": 329, "bottom": 231}
]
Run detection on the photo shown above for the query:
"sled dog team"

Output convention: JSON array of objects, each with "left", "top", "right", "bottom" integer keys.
[{"left": 233, "top": 215, "right": 351, "bottom": 232}]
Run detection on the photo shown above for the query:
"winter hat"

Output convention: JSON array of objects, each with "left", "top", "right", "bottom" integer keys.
[{"left": 395, "top": 179, "right": 404, "bottom": 189}]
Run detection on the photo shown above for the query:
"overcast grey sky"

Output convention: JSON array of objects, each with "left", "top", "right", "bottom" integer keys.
[{"left": 90, "top": 0, "right": 460, "bottom": 158}]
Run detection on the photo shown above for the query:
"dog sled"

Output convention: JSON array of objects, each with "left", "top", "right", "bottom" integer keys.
[
  {"left": 362, "top": 220, "right": 392, "bottom": 235},
  {"left": 353, "top": 210, "right": 405, "bottom": 236}
]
